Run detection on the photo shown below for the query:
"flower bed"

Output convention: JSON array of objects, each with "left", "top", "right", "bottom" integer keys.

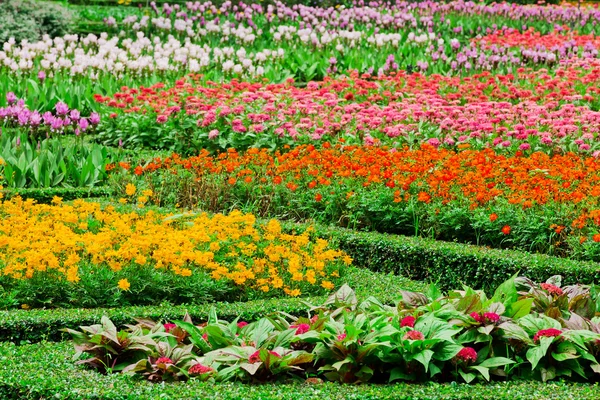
[{"left": 0, "top": 196, "right": 349, "bottom": 308}]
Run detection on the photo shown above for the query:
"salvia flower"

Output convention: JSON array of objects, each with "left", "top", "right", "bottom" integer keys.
[
  {"left": 403, "top": 330, "right": 425, "bottom": 341},
  {"left": 540, "top": 283, "right": 563, "bottom": 296},
  {"left": 455, "top": 347, "right": 478, "bottom": 364},
  {"left": 533, "top": 328, "right": 562, "bottom": 343},
  {"left": 400, "top": 315, "right": 416, "bottom": 328}
]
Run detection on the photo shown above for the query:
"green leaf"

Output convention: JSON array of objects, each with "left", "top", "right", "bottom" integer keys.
[
  {"left": 413, "top": 349, "right": 434, "bottom": 372},
  {"left": 478, "top": 357, "right": 515, "bottom": 368}
]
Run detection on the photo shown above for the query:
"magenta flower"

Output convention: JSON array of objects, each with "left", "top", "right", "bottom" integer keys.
[
  {"left": 533, "top": 328, "right": 562, "bottom": 343},
  {"left": 455, "top": 347, "right": 478, "bottom": 364},
  {"left": 400, "top": 315, "right": 416, "bottom": 328},
  {"left": 290, "top": 323, "right": 310, "bottom": 335},
  {"left": 55, "top": 101, "right": 69, "bottom": 115},
  {"left": 403, "top": 330, "right": 425, "bottom": 341}
]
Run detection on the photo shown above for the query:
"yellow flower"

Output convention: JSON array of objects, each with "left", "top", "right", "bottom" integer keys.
[
  {"left": 51, "top": 196, "right": 62, "bottom": 205},
  {"left": 137, "top": 195, "right": 148, "bottom": 204},
  {"left": 118, "top": 198, "right": 127, "bottom": 204},
  {"left": 142, "top": 189, "right": 153, "bottom": 197},
  {"left": 125, "top": 183, "right": 136, "bottom": 196},
  {"left": 21, "top": 303, "right": 30, "bottom": 310},
  {"left": 321, "top": 280, "right": 335, "bottom": 290},
  {"left": 118, "top": 278, "right": 131, "bottom": 291}
]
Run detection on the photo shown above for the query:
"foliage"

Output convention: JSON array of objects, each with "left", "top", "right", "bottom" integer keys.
[
  {"left": 64, "top": 276, "right": 600, "bottom": 384},
  {"left": 0, "top": 0, "right": 73, "bottom": 44}
]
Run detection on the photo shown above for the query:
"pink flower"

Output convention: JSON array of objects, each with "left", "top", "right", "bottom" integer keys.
[
  {"left": 455, "top": 347, "right": 478, "bottom": 364},
  {"left": 400, "top": 316, "right": 416, "bottom": 328},
  {"left": 483, "top": 312, "right": 500, "bottom": 323},
  {"left": 533, "top": 328, "right": 562, "bottom": 343},
  {"left": 403, "top": 330, "right": 425, "bottom": 341},
  {"left": 237, "top": 321, "right": 249, "bottom": 328},
  {"left": 188, "top": 363, "right": 213, "bottom": 375},
  {"left": 470, "top": 312, "right": 483, "bottom": 323},
  {"left": 540, "top": 283, "right": 563, "bottom": 296},
  {"left": 337, "top": 333, "right": 347, "bottom": 341},
  {"left": 519, "top": 143, "right": 531, "bottom": 150},
  {"left": 156, "top": 114, "right": 168, "bottom": 124},
  {"left": 290, "top": 323, "right": 310, "bottom": 335},
  {"left": 248, "top": 350, "right": 261, "bottom": 364},
  {"left": 156, "top": 357, "right": 173, "bottom": 365},
  {"left": 163, "top": 323, "right": 177, "bottom": 333},
  {"left": 208, "top": 129, "right": 219, "bottom": 139}
]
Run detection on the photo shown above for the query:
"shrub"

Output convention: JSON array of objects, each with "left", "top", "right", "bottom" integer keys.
[{"left": 0, "top": 0, "right": 74, "bottom": 44}]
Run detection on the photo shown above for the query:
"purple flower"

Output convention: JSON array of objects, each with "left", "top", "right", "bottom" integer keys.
[
  {"left": 78, "top": 118, "right": 89, "bottom": 131},
  {"left": 29, "top": 111, "right": 41, "bottom": 126},
  {"left": 51, "top": 118, "right": 63, "bottom": 130},
  {"left": 38, "top": 71, "right": 46, "bottom": 82},
  {"left": 55, "top": 101, "right": 69, "bottom": 116},
  {"left": 69, "top": 109, "right": 80, "bottom": 121},
  {"left": 42, "top": 111, "right": 54, "bottom": 125},
  {"left": 63, "top": 117, "right": 71, "bottom": 127},
  {"left": 6, "top": 92, "right": 17, "bottom": 105},
  {"left": 89, "top": 112, "right": 100, "bottom": 125}
]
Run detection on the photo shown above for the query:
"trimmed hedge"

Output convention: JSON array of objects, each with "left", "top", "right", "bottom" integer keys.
[
  {"left": 1, "top": 186, "right": 114, "bottom": 203},
  {"left": 1, "top": 341, "right": 600, "bottom": 400},
  {"left": 0, "top": 268, "right": 423, "bottom": 343},
  {"left": 280, "top": 222, "right": 600, "bottom": 292}
]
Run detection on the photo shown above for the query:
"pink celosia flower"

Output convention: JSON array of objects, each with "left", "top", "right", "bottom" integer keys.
[
  {"left": 156, "top": 357, "right": 173, "bottom": 365},
  {"left": 163, "top": 323, "right": 177, "bottom": 333},
  {"left": 237, "top": 321, "right": 249, "bottom": 328},
  {"left": 400, "top": 316, "right": 416, "bottom": 328},
  {"left": 188, "top": 363, "right": 213, "bottom": 375},
  {"left": 455, "top": 347, "right": 478, "bottom": 363},
  {"left": 483, "top": 312, "right": 500, "bottom": 323},
  {"left": 540, "top": 283, "right": 563, "bottom": 296},
  {"left": 533, "top": 328, "right": 562, "bottom": 343},
  {"left": 290, "top": 323, "right": 310, "bottom": 335},
  {"left": 470, "top": 312, "right": 483, "bottom": 323},
  {"left": 403, "top": 330, "right": 425, "bottom": 341},
  {"left": 337, "top": 333, "right": 347, "bottom": 341}
]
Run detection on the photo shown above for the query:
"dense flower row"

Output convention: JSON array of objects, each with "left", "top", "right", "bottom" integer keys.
[
  {"left": 0, "top": 93, "right": 100, "bottom": 137},
  {"left": 66, "top": 276, "right": 600, "bottom": 384},
  {"left": 95, "top": 61, "right": 600, "bottom": 154},
  {"left": 0, "top": 196, "right": 349, "bottom": 299},
  {"left": 116, "top": 144, "right": 600, "bottom": 260}
]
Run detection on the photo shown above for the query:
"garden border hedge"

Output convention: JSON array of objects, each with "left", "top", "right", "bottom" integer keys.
[
  {"left": 1, "top": 186, "right": 114, "bottom": 203},
  {"left": 282, "top": 222, "right": 600, "bottom": 292},
  {"left": 1, "top": 341, "right": 599, "bottom": 400},
  {"left": 0, "top": 268, "right": 423, "bottom": 343}
]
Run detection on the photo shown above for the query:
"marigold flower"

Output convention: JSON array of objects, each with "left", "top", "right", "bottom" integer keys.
[
  {"left": 455, "top": 347, "right": 478, "bottom": 364},
  {"left": 540, "top": 283, "right": 563, "bottom": 296},
  {"left": 125, "top": 183, "right": 136, "bottom": 196},
  {"left": 533, "top": 328, "right": 562, "bottom": 343},
  {"left": 403, "top": 330, "right": 425, "bottom": 341},
  {"left": 118, "top": 278, "right": 130, "bottom": 291},
  {"left": 400, "top": 315, "right": 416, "bottom": 328}
]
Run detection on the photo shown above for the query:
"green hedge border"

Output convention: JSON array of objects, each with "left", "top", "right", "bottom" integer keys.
[
  {"left": 2, "top": 341, "right": 600, "bottom": 400},
  {"left": 0, "top": 268, "right": 423, "bottom": 343},
  {"left": 282, "top": 222, "right": 600, "bottom": 292},
  {"left": 1, "top": 186, "right": 114, "bottom": 203}
]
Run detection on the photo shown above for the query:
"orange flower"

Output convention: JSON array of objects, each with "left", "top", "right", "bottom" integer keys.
[
  {"left": 501, "top": 225, "right": 511, "bottom": 235},
  {"left": 417, "top": 191, "right": 431, "bottom": 203},
  {"left": 489, "top": 213, "right": 498, "bottom": 222},
  {"left": 593, "top": 234, "right": 600, "bottom": 242},
  {"left": 227, "top": 177, "right": 237, "bottom": 185},
  {"left": 273, "top": 176, "right": 282, "bottom": 184},
  {"left": 287, "top": 182, "right": 298, "bottom": 191},
  {"left": 315, "top": 193, "right": 322, "bottom": 202},
  {"left": 134, "top": 166, "right": 143, "bottom": 176}
]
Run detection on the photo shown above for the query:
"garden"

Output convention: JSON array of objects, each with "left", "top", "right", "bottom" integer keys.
[{"left": 3, "top": 0, "right": 600, "bottom": 398}]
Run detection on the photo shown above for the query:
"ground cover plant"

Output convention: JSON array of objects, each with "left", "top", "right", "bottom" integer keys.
[{"left": 3, "top": 0, "right": 600, "bottom": 398}]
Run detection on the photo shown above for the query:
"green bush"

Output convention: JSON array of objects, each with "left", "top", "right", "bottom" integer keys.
[
  {"left": 1, "top": 341, "right": 600, "bottom": 400},
  {"left": 280, "top": 222, "right": 600, "bottom": 292},
  {"left": 1, "top": 186, "right": 115, "bottom": 203},
  {"left": 0, "top": 0, "right": 74, "bottom": 44},
  {"left": 0, "top": 267, "right": 423, "bottom": 343}
]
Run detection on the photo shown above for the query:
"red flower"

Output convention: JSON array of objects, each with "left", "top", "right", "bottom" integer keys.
[
  {"left": 501, "top": 225, "right": 511, "bottom": 235},
  {"left": 237, "top": 321, "right": 249, "bottom": 328},
  {"left": 533, "top": 328, "right": 562, "bottom": 343},
  {"left": 156, "top": 357, "right": 173, "bottom": 365},
  {"left": 337, "top": 333, "right": 347, "bottom": 341},
  {"left": 163, "top": 323, "right": 176, "bottom": 333},
  {"left": 540, "top": 283, "right": 563, "bottom": 296},
  {"left": 483, "top": 312, "right": 500, "bottom": 323},
  {"left": 290, "top": 323, "right": 310, "bottom": 335},
  {"left": 403, "top": 330, "right": 425, "bottom": 341},
  {"left": 134, "top": 165, "right": 143, "bottom": 176},
  {"left": 248, "top": 350, "right": 261, "bottom": 364},
  {"left": 455, "top": 347, "right": 478, "bottom": 364},
  {"left": 315, "top": 193, "right": 323, "bottom": 202},
  {"left": 470, "top": 312, "right": 483, "bottom": 323},
  {"left": 400, "top": 315, "right": 416, "bottom": 328},
  {"left": 188, "top": 363, "right": 213, "bottom": 375},
  {"left": 489, "top": 213, "right": 498, "bottom": 222}
]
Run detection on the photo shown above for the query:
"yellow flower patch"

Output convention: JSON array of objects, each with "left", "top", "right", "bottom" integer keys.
[{"left": 0, "top": 197, "right": 349, "bottom": 296}]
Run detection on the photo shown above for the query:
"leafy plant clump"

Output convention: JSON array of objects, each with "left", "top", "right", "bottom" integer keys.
[
  {"left": 0, "top": 0, "right": 74, "bottom": 44},
  {"left": 65, "top": 275, "right": 600, "bottom": 384}
]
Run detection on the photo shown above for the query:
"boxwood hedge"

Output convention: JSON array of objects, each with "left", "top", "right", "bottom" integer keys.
[
  {"left": 0, "top": 267, "right": 423, "bottom": 343},
  {"left": 2, "top": 341, "right": 599, "bottom": 400}
]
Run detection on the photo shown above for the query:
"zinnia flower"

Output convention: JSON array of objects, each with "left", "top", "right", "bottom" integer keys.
[
  {"left": 400, "top": 315, "right": 416, "bottom": 328},
  {"left": 533, "top": 328, "right": 561, "bottom": 343},
  {"left": 455, "top": 347, "right": 478, "bottom": 364}
]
